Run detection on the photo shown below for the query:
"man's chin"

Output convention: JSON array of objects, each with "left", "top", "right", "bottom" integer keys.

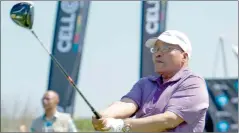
[
  {"left": 43, "top": 106, "right": 50, "bottom": 110},
  {"left": 155, "top": 68, "right": 166, "bottom": 74}
]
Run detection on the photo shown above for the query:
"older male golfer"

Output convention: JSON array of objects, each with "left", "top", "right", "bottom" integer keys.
[{"left": 92, "top": 30, "right": 209, "bottom": 132}]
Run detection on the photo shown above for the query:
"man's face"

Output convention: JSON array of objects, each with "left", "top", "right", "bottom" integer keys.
[
  {"left": 42, "top": 92, "right": 57, "bottom": 110},
  {"left": 152, "top": 40, "right": 187, "bottom": 73}
]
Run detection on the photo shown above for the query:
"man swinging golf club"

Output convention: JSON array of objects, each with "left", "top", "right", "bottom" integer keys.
[{"left": 92, "top": 30, "right": 209, "bottom": 132}]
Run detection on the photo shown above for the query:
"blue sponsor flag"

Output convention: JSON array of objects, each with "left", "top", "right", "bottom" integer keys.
[
  {"left": 139, "top": 1, "right": 168, "bottom": 78},
  {"left": 48, "top": 1, "right": 90, "bottom": 116}
]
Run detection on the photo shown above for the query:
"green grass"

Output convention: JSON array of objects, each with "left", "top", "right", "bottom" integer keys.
[
  {"left": 74, "top": 119, "right": 95, "bottom": 132},
  {"left": 1, "top": 117, "right": 95, "bottom": 132}
]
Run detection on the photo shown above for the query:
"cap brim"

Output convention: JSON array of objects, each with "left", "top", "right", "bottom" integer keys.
[{"left": 145, "top": 37, "right": 158, "bottom": 48}]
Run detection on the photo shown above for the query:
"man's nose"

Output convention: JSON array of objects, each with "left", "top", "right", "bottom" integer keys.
[
  {"left": 154, "top": 51, "right": 163, "bottom": 57},
  {"left": 43, "top": 99, "right": 48, "bottom": 104}
]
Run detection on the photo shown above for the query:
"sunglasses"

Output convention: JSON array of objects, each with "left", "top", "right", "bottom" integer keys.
[{"left": 150, "top": 44, "right": 184, "bottom": 54}]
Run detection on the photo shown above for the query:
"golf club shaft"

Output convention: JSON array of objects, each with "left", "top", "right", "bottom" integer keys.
[{"left": 30, "top": 30, "right": 101, "bottom": 119}]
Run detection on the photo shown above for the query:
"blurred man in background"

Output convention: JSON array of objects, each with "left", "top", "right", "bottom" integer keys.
[
  {"left": 92, "top": 30, "right": 209, "bottom": 132},
  {"left": 20, "top": 90, "right": 78, "bottom": 132}
]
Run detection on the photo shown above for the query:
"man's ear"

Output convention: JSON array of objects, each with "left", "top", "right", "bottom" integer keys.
[
  {"left": 55, "top": 98, "right": 59, "bottom": 104},
  {"left": 182, "top": 52, "right": 188, "bottom": 62},
  {"left": 57, "top": 99, "right": 60, "bottom": 104}
]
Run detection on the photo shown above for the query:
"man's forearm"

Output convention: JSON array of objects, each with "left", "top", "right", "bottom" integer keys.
[
  {"left": 123, "top": 113, "right": 177, "bottom": 132},
  {"left": 100, "top": 101, "right": 136, "bottom": 119}
]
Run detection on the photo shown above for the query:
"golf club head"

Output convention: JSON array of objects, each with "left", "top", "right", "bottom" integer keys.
[{"left": 10, "top": 1, "right": 34, "bottom": 30}]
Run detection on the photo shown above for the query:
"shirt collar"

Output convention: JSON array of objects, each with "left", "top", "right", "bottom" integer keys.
[
  {"left": 42, "top": 111, "right": 60, "bottom": 120},
  {"left": 149, "top": 67, "right": 189, "bottom": 84}
]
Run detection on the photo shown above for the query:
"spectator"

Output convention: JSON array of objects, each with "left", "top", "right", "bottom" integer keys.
[{"left": 20, "top": 90, "right": 78, "bottom": 132}]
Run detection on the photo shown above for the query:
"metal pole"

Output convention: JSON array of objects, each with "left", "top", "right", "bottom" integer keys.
[{"left": 219, "top": 36, "right": 228, "bottom": 77}]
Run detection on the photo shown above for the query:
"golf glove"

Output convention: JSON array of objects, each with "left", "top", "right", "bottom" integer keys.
[{"left": 105, "top": 118, "right": 125, "bottom": 132}]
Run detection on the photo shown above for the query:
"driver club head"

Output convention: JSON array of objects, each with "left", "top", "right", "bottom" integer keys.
[{"left": 10, "top": 1, "right": 34, "bottom": 30}]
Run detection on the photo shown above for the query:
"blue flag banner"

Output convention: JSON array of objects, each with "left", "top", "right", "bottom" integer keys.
[
  {"left": 140, "top": 0, "right": 168, "bottom": 78},
  {"left": 48, "top": 1, "right": 90, "bottom": 116}
]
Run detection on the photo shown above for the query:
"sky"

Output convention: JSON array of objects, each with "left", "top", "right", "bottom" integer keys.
[{"left": 1, "top": 1, "right": 238, "bottom": 118}]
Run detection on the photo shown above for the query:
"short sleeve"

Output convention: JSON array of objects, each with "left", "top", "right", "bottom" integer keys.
[
  {"left": 68, "top": 118, "right": 78, "bottom": 132},
  {"left": 121, "top": 79, "right": 143, "bottom": 108},
  {"left": 165, "top": 76, "right": 209, "bottom": 124}
]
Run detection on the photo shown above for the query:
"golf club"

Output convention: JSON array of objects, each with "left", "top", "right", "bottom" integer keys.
[{"left": 10, "top": 1, "right": 101, "bottom": 119}]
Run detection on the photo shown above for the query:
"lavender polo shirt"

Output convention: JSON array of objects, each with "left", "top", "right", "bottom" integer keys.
[{"left": 121, "top": 67, "right": 209, "bottom": 132}]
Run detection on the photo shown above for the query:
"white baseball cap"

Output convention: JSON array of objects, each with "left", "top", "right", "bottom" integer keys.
[{"left": 145, "top": 30, "right": 192, "bottom": 58}]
